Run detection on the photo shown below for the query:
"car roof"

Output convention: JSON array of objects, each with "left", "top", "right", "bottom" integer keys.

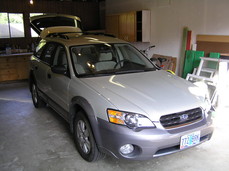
[
  {"left": 43, "top": 33, "right": 127, "bottom": 47},
  {"left": 31, "top": 14, "right": 126, "bottom": 47}
]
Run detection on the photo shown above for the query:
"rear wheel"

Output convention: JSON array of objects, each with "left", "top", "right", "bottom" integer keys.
[
  {"left": 73, "top": 111, "right": 104, "bottom": 162},
  {"left": 31, "top": 82, "right": 45, "bottom": 108}
]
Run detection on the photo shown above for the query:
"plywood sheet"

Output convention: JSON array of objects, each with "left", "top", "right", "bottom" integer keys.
[
  {"left": 197, "top": 41, "right": 229, "bottom": 56},
  {"left": 197, "top": 35, "right": 229, "bottom": 43},
  {"left": 197, "top": 34, "right": 229, "bottom": 56}
]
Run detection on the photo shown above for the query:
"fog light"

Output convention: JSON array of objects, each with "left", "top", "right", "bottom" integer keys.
[{"left": 120, "top": 144, "right": 134, "bottom": 155}]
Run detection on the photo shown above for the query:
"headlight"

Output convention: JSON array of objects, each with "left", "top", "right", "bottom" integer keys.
[
  {"left": 192, "top": 81, "right": 212, "bottom": 113},
  {"left": 107, "top": 109, "right": 156, "bottom": 130},
  {"left": 203, "top": 95, "right": 212, "bottom": 113}
]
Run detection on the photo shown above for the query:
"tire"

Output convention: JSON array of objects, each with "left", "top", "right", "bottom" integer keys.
[
  {"left": 31, "top": 82, "right": 45, "bottom": 108},
  {"left": 73, "top": 111, "right": 104, "bottom": 162}
]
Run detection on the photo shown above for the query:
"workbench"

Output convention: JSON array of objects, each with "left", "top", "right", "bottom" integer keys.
[{"left": 0, "top": 53, "right": 33, "bottom": 82}]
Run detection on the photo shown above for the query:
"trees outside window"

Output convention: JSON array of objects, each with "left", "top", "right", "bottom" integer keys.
[{"left": 0, "top": 13, "right": 25, "bottom": 38}]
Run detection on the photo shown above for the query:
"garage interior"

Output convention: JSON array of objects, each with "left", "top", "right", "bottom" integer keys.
[{"left": 0, "top": 0, "right": 229, "bottom": 170}]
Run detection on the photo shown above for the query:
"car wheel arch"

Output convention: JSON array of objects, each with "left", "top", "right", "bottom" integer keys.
[{"left": 69, "top": 96, "right": 103, "bottom": 146}]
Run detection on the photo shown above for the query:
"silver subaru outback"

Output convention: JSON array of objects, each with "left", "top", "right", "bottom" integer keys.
[{"left": 29, "top": 14, "right": 213, "bottom": 162}]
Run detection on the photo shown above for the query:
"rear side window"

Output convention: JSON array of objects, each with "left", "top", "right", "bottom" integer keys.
[{"left": 40, "top": 43, "right": 56, "bottom": 65}]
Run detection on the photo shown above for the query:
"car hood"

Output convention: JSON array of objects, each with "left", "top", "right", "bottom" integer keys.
[{"left": 81, "top": 70, "right": 206, "bottom": 121}]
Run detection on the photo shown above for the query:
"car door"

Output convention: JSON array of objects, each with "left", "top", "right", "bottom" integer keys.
[
  {"left": 33, "top": 42, "right": 56, "bottom": 94},
  {"left": 46, "top": 44, "right": 71, "bottom": 118}
]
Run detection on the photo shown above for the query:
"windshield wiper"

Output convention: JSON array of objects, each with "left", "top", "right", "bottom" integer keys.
[
  {"left": 78, "top": 71, "right": 116, "bottom": 77},
  {"left": 115, "top": 69, "right": 145, "bottom": 74},
  {"left": 115, "top": 68, "right": 156, "bottom": 74},
  {"left": 78, "top": 68, "right": 155, "bottom": 78},
  {"left": 143, "top": 68, "right": 156, "bottom": 71}
]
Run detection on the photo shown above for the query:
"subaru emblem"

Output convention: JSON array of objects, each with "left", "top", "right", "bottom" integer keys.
[{"left": 180, "top": 114, "right": 189, "bottom": 122}]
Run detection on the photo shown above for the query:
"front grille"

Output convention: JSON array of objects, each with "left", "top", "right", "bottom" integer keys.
[{"left": 160, "top": 107, "right": 203, "bottom": 129}]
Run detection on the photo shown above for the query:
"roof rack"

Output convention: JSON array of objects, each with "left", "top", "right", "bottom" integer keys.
[
  {"left": 47, "top": 32, "right": 71, "bottom": 39},
  {"left": 83, "top": 32, "right": 116, "bottom": 38},
  {"left": 40, "top": 26, "right": 82, "bottom": 39},
  {"left": 46, "top": 31, "right": 116, "bottom": 40}
]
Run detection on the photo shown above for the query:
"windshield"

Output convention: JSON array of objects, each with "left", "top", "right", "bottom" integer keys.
[{"left": 70, "top": 43, "right": 156, "bottom": 77}]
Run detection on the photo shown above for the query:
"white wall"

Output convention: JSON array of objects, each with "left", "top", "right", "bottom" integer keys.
[{"left": 106, "top": 0, "right": 229, "bottom": 74}]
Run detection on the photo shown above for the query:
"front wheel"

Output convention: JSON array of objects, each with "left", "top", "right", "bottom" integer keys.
[
  {"left": 31, "top": 82, "right": 45, "bottom": 108},
  {"left": 73, "top": 111, "right": 104, "bottom": 162}
]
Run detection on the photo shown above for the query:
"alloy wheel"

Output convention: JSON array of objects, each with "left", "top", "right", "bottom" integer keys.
[
  {"left": 76, "top": 120, "right": 91, "bottom": 154},
  {"left": 32, "top": 84, "right": 38, "bottom": 104}
]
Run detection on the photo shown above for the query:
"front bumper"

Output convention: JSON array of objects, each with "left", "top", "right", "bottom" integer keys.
[{"left": 96, "top": 115, "right": 213, "bottom": 160}]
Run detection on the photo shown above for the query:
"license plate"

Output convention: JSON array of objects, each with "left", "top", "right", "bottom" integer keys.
[{"left": 180, "top": 131, "right": 200, "bottom": 149}]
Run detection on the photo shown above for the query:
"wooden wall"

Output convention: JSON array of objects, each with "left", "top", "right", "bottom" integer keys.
[{"left": 0, "top": 0, "right": 100, "bottom": 49}]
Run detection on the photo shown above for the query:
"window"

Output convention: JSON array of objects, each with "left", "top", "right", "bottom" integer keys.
[
  {"left": 41, "top": 43, "right": 56, "bottom": 65},
  {"left": 30, "top": 13, "right": 44, "bottom": 37},
  {"left": 0, "top": 13, "right": 25, "bottom": 38},
  {"left": 116, "top": 44, "right": 145, "bottom": 65},
  {"left": 70, "top": 43, "right": 156, "bottom": 77},
  {"left": 35, "top": 40, "right": 46, "bottom": 58},
  {"left": 53, "top": 45, "right": 68, "bottom": 69}
]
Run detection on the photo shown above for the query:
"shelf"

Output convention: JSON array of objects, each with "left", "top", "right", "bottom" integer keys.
[{"left": 106, "top": 10, "right": 150, "bottom": 42}]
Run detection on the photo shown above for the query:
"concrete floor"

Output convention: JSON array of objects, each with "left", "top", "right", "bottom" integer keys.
[{"left": 0, "top": 81, "right": 229, "bottom": 171}]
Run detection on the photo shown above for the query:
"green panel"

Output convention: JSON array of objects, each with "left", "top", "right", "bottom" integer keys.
[
  {"left": 182, "top": 50, "right": 205, "bottom": 78},
  {"left": 180, "top": 27, "right": 189, "bottom": 76},
  {"left": 182, "top": 50, "right": 194, "bottom": 78},
  {"left": 193, "top": 51, "right": 204, "bottom": 68},
  {"left": 209, "top": 52, "right": 220, "bottom": 58},
  {"left": 208, "top": 52, "right": 220, "bottom": 69}
]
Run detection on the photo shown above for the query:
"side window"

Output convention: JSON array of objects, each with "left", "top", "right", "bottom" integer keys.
[
  {"left": 52, "top": 45, "right": 68, "bottom": 70},
  {"left": 34, "top": 41, "right": 46, "bottom": 59},
  {"left": 41, "top": 43, "right": 56, "bottom": 65}
]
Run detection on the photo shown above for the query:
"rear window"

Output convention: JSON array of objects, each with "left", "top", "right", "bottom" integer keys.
[{"left": 31, "top": 16, "right": 82, "bottom": 31}]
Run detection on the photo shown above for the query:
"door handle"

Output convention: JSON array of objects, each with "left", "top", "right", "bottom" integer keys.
[{"left": 47, "top": 73, "right": 51, "bottom": 79}]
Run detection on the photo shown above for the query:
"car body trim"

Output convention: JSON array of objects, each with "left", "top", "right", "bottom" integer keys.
[{"left": 96, "top": 117, "right": 213, "bottom": 160}]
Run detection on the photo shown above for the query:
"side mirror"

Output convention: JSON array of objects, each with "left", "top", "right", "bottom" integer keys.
[
  {"left": 51, "top": 65, "right": 67, "bottom": 75},
  {"left": 150, "top": 57, "right": 157, "bottom": 62},
  {"left": 150, "top": 58, "right": 162, "bottom": 70}
]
